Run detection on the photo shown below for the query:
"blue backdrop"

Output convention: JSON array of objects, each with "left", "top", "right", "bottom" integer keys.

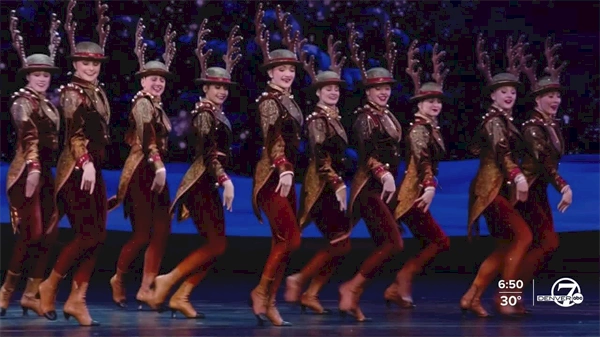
[{"left": 1, "top": 154, "right": 598, "bottom": 238}]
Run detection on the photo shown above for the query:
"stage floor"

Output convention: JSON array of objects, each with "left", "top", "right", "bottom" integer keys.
[{"left": 1, "top": 274, "right": 598, "bottom": 337}]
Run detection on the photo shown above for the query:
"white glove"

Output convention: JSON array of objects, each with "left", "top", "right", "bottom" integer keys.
[
  {"left": 25, "top": 171, "right": 41, "bottom": 198},
  {"left": 222, "top": 179, "right": 234, "bottom": 212},
  {"left": 335, "top": 185, "right": 347, "bottom": 211},
  {"left": 80, "top": 162, "right": 96, "bottom": 195},
  {"left": 415, "top": 187, "right": 435, "bottom": 212},
  {"left": 515, "top": 174, "right": 528, "bottom": 202},
  {"left": 557, "top": 185, "right": 572, "bottom": 213},
  {"left": 275, "top": 172, "right": 294, "bottom": 198},
  {"left": 380, "top": 172, "right": 396, "bottom": 204},
  {"left": 151, "top": 168, "right": 167, "bottom": 193}
]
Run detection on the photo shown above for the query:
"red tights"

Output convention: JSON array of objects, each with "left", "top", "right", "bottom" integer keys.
[
  {"left": 517, "top": 180, "right": 560, "bottom": 284},
  {"left": 52, "top": 170, "right": 107, "bottom": 283},
  {"left": 356, "top": 182, "right": 403, "bottom": 279},
  {"left": 8, "top": 167, "right": 57, "bottom": 278},
  {"left": 116, "top": 163, "right": 171, "bottom": 275},
  {"left": 257, "top": 175, "right": 302, "bottom": 295}
]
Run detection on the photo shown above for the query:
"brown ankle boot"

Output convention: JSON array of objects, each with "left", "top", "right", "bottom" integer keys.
[
  {"left": 168, "top": 282, "right": 204, "bottom": 319},
  {"left": 135, "top": 272, "right": 157, "bottom": 309},
  {"left": 300, "top": 277, "right": 331, "bottom": 314},
  {"left": 63, "top": 281, "right": 99, "bottom": 326},
  {"left": 284, "top": 274, "right": 303, "bottom": 303},
  {"left": 20, "top": 278, "right": 43, "bottom": 316},
  {"left": 38, "top": 270, "right": 63, "bottom": 320},
  {"left": 460, "top": 285, "right": 491, "bottom": 318},
  {"left": 0, "top": 270, "right": 21, "bottom": 316},
  {"left": 266, "top": 295, "right": 292, "bottom": 326},
  {"left": 248, "top": 276, "right": 273, "bottom": 325},
  {"left": 300, "top": 293, "right": 329, "bottom": 314},
  {"left": 109, "top": 271, "right": 127, "bottom": 308},
  {"left": 148, "top": 270, "right": 181, "bottom": 310}
]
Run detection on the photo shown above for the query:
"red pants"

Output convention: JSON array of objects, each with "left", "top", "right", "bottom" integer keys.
[
  {"left": 116, "top": 163, "right": 171, "bottom": 275},
  {"left": 355, "top": 181, "right": 403, "bottom": 279},
  {"left": 299, "top": 187, "right": 351, "bottom": 279},
  {"left": 8, "top": 166, "right": 58, "bottom": 278},
  {"left": 400, "top": 205, "right": 450, "bottom": 250},
  {"left": 482, "top": 194, "right": 532, "bottom": 281},
  {"left": 173, "top": 175, "right": 227, "bottom": 285},
  {"left": 53, "top": 169, "right": 107, "bottom": 283},
  {"left": 257, "top": 174, "right": 301, "bottom": 292}
]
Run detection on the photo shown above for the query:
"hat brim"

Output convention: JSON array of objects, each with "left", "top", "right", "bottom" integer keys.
[
  {"left": 361, "top": 79, "right": 397, "bottom": 88},
  {"left": 484, "top": 80, "right": 524, "bottom": 93},
  {"left": 194, "top": 78, "right": 238, "bottom": 86},
  {"left": 310, "top": 79, "right": 347, "bottom": 89},
  {"left": 67, "top": 55, "right": 109, "bottom": 62},
  {"left": 135, "top": 69, "right": 174, "bottom": 80},
  {"left": 409, "top": 92, "right": 446, "bottom": 102},
  {"left": 18, "top": 66, "right": 60, "bottom": 76},
  {"left": 529, "top": 85, "right": 564, "bottom": 97},
  {"left": 260, "top": 59, "right": 303, "bottom": 71}
]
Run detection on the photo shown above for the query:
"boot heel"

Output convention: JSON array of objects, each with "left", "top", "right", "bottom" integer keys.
[
  {"left": 136, "top": 300, "right": 143, "bottom": 310},
  {"left": 300, "top": 305, "right": 306, "bottom": 314},
  {"left": 0, "top": 308, "right": 6, "bottom": 316},
  {"left": 21, "top": 306, "right": 28, "bottom": 316},
  {"left": 43, "top": 310, "right": 57, "bottom": 321},
  {"left": 385, "top": 299, "right": 391, "bottom": 308},
  {"left": 170, "top": 309, "right": 177, "bottom": 318},
  {"left": 64, "top": 312, "right": 71, "bottom": 320}
]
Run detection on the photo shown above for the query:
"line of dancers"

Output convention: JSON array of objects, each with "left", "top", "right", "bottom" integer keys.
[{"left": 1, "top": 1, "right": 573, "bottom": 327}]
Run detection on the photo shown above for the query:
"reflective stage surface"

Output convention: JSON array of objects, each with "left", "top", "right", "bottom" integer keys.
[{"left": 1, "top": 274, "right": 598, "bottom": 337}]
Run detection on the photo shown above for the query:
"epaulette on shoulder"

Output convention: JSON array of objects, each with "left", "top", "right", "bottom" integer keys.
[
  {"left": 255, "top": 91, "right": 278, "bottom": 103},
  {"left": 58, "top": 83, "right": 85, "bottom": 96},
  {"left": 198, "top": 100, "right": 216, "bottom": 112},
  {"left": 131, "top": 91, "right": 155, "bottom": 103},
  {"left": 11, "top": 88, "right": 36, "bottom": 101},
  {"left": 522, "top": 117, "right": 545, "bottom": 128},
  {"left": 10, "top": 88, "right": 41, "bottom": 111}
]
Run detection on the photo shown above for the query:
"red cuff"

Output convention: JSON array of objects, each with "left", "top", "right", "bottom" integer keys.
[
  {"left": 217, "top": 174, "right": 230, "bottom": 185},
  {"left": 371, "top": 164, "right": 390, "bottom": 181},
  {"left": 422, "top": 178, "right": 437, "bottom": 189},
  {"left": 75, "top": 153, "right": 93, "bottom": 170},
  {"left": 26, "top": 160, "right": 41, "bottom": 173},
  {"left": 273, "top": 156, "right": 290, "bottom": 168},
  {"left": 508, "top": 168, "right": 522, "bottom": 181},
  {"left": 148, "top": 153, "right": 162, "bottom": 163},
  {"left": 328, "top": 175, "right": 343, "bottom": 184},
  {"left": 273, "top": 155, "right": 293, "bottom": 173},
  {"left": 557, "top": 177, "right": 568, "bottom": 191}
]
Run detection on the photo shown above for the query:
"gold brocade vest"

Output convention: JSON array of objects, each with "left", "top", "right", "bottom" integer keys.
[
  {"left": 298, "top": 104, "right": 349, "bottom": 227},
  {"left": 6, "top": 88, "right": 60, "bottom": 230},
  {"left": 251, "top": 85, "right": 303, "bottom": 223},
  {"left": 467, "top": 106, "right": 523, "bottom": 237},
  {"left": 170, "top": 99, "right": 233, "bottom": 222},
  {"left": 395, "top": 114, "right": 445, "bottom": 219},
  {"left": 107, "top": 91, "right": 172, "bottom": 214},
  {"left": 348, "top": 102, "right": 403, "bottom": 228}
]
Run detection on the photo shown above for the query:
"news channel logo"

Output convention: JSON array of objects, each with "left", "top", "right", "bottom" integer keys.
[{"left": 536, "top": 277, "right": 584, "bottom": 308}]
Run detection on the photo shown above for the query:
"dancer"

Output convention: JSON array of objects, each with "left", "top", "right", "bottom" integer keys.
[
  {"left": 38, "top": 0, "right": 111, "bottom": 326},
  {"left": 461, "top": 34, "right": 531, "bottom": 318},
  {"left": 1, "top": 10, "right": 62, "bottom": 317},
  {"left": 249, "top": 4, "right": 304, "bottom": 326},
  {"left": 387, "top": 41, "right": 451, "bottom": 308},
  {"left": 284, "top": 35, "right": 351, "bottom": 314},
  {"left": 107, "top": 19, "right": 176, "bottom": 309},
  {"left": 517, "top": 37, "right": 572, "bottom": 314},
  {"left": 150, "top": 19, "right": 241, "bottom": 319},
  {"left": 337, "top": 22, "right": 404, "bottom": 321}
]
